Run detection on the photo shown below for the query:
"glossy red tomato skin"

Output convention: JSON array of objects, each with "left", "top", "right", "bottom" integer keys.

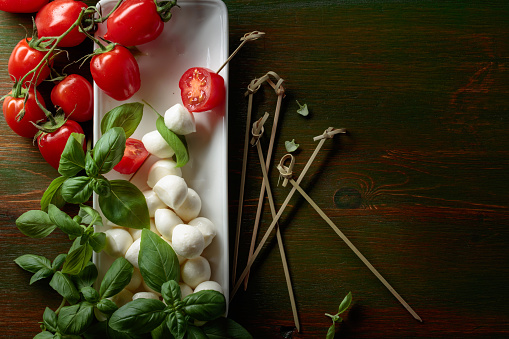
[
  {"left": 113, "top": 138, "right": 149, "bottom": 174},
  {"left": 90, "top": 45, "right": 141, "bottom": 101},
  {"left": 3, "top": 90, "right": 47, "bottom": 138},
  {"left": 0, "top": 0, "right": 49, "bottom": 13},
  {"left": 103, "top": 0, "right": 164, "bottom": 46},
  {"left": 37, "top": 120, "right": 84, "bottom": 170},
  {"left": 8, "top": 38, "right": 52, "bottom": 86},
  {"left": 179, "top": 67, "right": 226, "bottom": 113},
  {"left": 51, "top": 74, "right": 93, "bottom": 122},
  {"left": 35, "top": 0, "right": 88, "bottom": 48}
]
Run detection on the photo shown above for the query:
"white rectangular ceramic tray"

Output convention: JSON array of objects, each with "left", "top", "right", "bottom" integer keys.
[{"left": 92, "top": 0, "right": 229, "bottom": 303}]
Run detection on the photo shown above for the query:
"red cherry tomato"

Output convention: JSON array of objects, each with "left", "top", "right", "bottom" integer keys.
[
  {"left": 51, "top": 74, "right": 93, "bottom": 122},
  {"left": 35, "top": 0, "right": 88, "bottom": 48},
  {"left": 113, "top": 138, "right": 149, "bottom": 174},
  {"left": 3, "top": 90, "right": 47, "bottom": 138},
  {"left": 8, "top": 38, "right": 52, "bottom": 86},
  {"left": 37, "top": 120, "right": 84, "bottom": 170},
  {"left": 0, "top": 0, "right": 49, "bottom": 13},
  {"left": 90, "top": 45, "right": 141, "bottom": 101},
  {"left": 103, "top": 0, "right": 164, "bottom": 46},
  {"left": 178, "top": 67, "right": 225, "bottom": 113}
]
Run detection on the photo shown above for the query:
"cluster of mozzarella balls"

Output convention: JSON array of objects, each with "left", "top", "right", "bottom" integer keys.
[{"left": 103, "top": 103, "right": 223, "bottom": 307}]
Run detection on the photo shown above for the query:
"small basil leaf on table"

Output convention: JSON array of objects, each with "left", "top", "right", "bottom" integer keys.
[
  {"left": 29, "top": 268, "right": 54, "bottom": 285},
  {"left": 61, "top": 176, "right": 94, "bottom": 204},
  {"left": 99, "top": 257, "right": 133, "bottom": 299},
  {"left": 41, "top": 176, "right": 67, "bottom": 211},
  {"left": 101, "top": 102, "right": 144, "bottom": 138},
  {"left": 93, "top": 127, "right": 126, "bottom": 174},
  {"left": 109, "top": 298, "right": 167, "bottom": 334},
  {"left": 156, "top": 116, "right": 189, "bottom": 167},
  {"left": 167, "top": 310, "right": 188, "bottom": 339},
  {"left": 98, "top": 180, "right": 149, "bottom": 229},
  {"left": 48, "top": 204, "right": 83, "bottom": 237},
  {"left": 14, "top": 254, "right": 51, "bottom": 273},
  {"left": 15, "top": 210, "right": 56, "bottom": 238},
  {"left": 161, "top": 280, "right": 181, "bottom": 306},
  {"left": 337, "top": 291, "right": 353, "bottom": 314},
  {"left": 326, "top": 323, "right": 336, "bottom": 339},
  {"left": 202, "top": 317, "right": 254, "bottom": 339},
  {"left": 49, "top": 271, "right": 80, "bottom": 304},
  {"left": 183, "top": 290, "right": 226, "bottom": 321},
  {"left": 139, "top": 229, "right": 180, "bottom": 293},
  {"left": 58, "top": 132, "right": 86, "bottom": 177},
  {"left": 57, "top": 301, "right": 94, "bottom": 335},
  {"left": 72, "top": 261, "right": 98, "bottom": 290},
  {"left": 62, "top": 243, "right": 93, "bottom": 275},
  {"left": 43, "top": 307, "right": 58, "bottom": 333}
]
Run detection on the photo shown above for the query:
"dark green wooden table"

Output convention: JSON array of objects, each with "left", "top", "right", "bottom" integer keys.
[{"left": 1, "top": 1, "right": 508, "bottom": 338}]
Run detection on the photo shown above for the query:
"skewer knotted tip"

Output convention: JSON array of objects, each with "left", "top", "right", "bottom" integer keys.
[
  {"left": 277, "top": 154, "right": 295, "bottom": 187},
  {"left": 313, "top": 127, "right": 347, "bottom": 141}
]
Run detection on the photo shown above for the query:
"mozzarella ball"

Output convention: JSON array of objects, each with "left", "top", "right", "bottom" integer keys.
[
  {"left": 104, "top": 228, "right": 133, "bottom": 258},
  {"left": 194, "top": 281, "right": 224, "bottom": 295},
  {"left": 153, "top": 175, "right": 188, "bottom": 210},
  {"left": 172, "top": 224, "right": 205, "bottom": 259},
  {"left": 129, "top": 220, "right": 160, "bottom": 241},
  {"left": 125, "top": 238, "right": 141, "bottom": 269},
  {"left": 154, "top": 208, "right": 183, "bottom": 241},
  {"left": 164, "top": 103, "right": 196, "bottom": 135},
  {"left": 110, "top": 289, "right": 133, "bottom": 308},
  {"left": 188, "top": 217, "right": 216, "bottom": 248},
  {"left": 125, "top": 268, "right": 142, "bottom": 292},
  {"left": 179, "top": 283, "right": 193, "bottom": 299},
  {"left": 147, "top": 159, "right": 182, "bottom": 188},
  {"left": 181, "top": 256, "right": 211, "bottom": 289},
  {"left": 174, "top": 188, "right": 202, "bottom": 223},
  {"left": 142, "top": 130, "right": 175, "bottom": 158},
  {"left": 161, "top": 236, "right": 187, "bottom": 265},
  {"left": 143, "top": 190, "right": 166, "bottom": 218},
  {"left": 132, "top": 292, "right": 160, "bottom": 301}
]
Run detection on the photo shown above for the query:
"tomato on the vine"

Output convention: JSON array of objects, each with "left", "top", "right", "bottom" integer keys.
[
  {"left": 2, "top": 89, "right": 47, "bottom": 138},
  {"left": 8, "top": 38, "right": 52, "bottom": 86},
  {"left": 37, "top": 120, "right": 84, "bottom": 170},
  {"left": 0, "top": 0, "right": 49, "bottom": 13},
  {"left": 90, "top": 45, "right": 141, "bottom": 101},
  {"left": 178, "top": 67, "right": 226, "bottom": 113},
  {"left": 35, "top": 0, "right": 88, "bottom": 48},
  {"left": 51, "top": 74, "right": 93, "bottom": 122},
  {"left": 103, "top": 0, "right": 166, "bottom": 46},
  {"left": 113, "top": 138, "right": 149, "bottom": 174}
]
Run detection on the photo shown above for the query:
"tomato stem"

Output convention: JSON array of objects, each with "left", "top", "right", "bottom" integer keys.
[
  {"left": 94, "top": 0, "right": 125, "bottom": 24},
  {"left": 156, "top": 0, "right": 178, "bottom": 22},
  {"left": 216, "top": 31, "right": 265, "bottom": 74}
]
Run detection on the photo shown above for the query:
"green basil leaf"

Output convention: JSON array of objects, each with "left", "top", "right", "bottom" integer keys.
[
  {"left": 14, "top": 254, "right": 51, "bottom": 273},
  {"left": 202, "top": 317, "right": 253, "bottom": 339},
  {"left": 61, "top": 176, "right": 94, "bottom": 204},
  {"left": 57, "top": 302, "right": 94, "bottom": 335},
  {"left": 139, "top": 229, "right": 180, "bottom": 293},
  {"left": 49, "top": 271, "right": 80, "bottom": 304},
  {"left": 72, "top": 261, "right": 98, "bottom": 290},
  {"left": 62, "top": 243, "right": 93, "bottom": 275},
  {"left": 109, "top": 299, "right": 166, "bottom": 334},
  {"left": 151, "top": 321, "right": 172, "bottom": 339},
  {"left": 41, "top": 176, "right": 67, "bottom": 211},
  {"left": 101, "top": 102, "right": 144, "bottom": 139},
  {"left": 337, "top": 291, "right": 352, "bottom": 314},
  {"left": 99, "top": 257, "right": 133, "bottom": 299},
  {"left": 89, "top": 232, "right": 106, "bottom": 252},
  {"left": 52, "top": 254, "right": 68, "bottom": 271},
  {"left": 30, "top": 268, "right": 54, "bottom": 285},
  {"left": 43, "top": 307, "right": 58, "bottom": 333},
  {"left": 85, "top": 151, "right": 99, "bottom": 178},
  {"left": 182, "top": 290, "right": 226, "bottom": 321},
  {"left": 78, "top": 204, "right": 103, "bottom": 227},
  {"left": 81, "top": 286, "right": 100, "bottom": 303},
  {"left": 96, "top": 298, "right": 118, "bottom": 315},
  {"left": 15, "top": 210, "right": 56, "bottom": 238},
  {"left": 161, "top": 280, "right": 181, "bottom": 306},
  {"left": 93, "top": 127, "right": 126, "bottom": 174},
  {"left": 92, "top": 175, "right": 111, "bottom": 197},
  {"left": 34, "top": 331, "right": 54, "bottom": 339},
  {"left": 98, "top": 180, "right": 149, "bottom": 229},
  {"left": 186, "top": 325, "right": 208, "bottom": 339},
  {"left": 326, "top": 323, "right": 336, "bottom": 339},
  {"left": 166, "top": 311, "right": 187, "bottom": 339},
  {"left": 59, "top": 133, "right": 86, "bottom": 177},
  {"left": 156, "top": 116, "right": 189, "bottom": 167},
  {"left": 48, "top": 204, "right": 83, "bottom": 237}
]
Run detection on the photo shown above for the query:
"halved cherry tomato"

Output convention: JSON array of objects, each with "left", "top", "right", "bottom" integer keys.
[
  {"left": 51, "top": 74, "right": 93, "bottom": 122},
  {"left": 103, "top": 0, "right": 164, "bottom": 46},
  {"left": 113, "top": 138, "right": 149, "bottom": 174},
  {"left": 8, "top": 38, "right": 52, "bottom": 86},
  {"left": 35, "top": 0, "right": 88, "bottom": 48},
  {"left": 90, "top": 45, "right": 141, "bottom": 101},
  {"left": 178, "top": 67, "right": 225, "bottom": 113},
  {"left": 3, "top": 89, "right": 47, "bottom": 138},
  {"left": 37, "top": 120, "right": 84, "bottom": 170},
  {"left": 0, "top": 0, "right": 49, "bottom": 13}
]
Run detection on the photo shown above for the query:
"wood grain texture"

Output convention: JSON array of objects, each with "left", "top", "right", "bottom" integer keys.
[{"left": 1, "top": 0, "right": 509, "bottom": 338}]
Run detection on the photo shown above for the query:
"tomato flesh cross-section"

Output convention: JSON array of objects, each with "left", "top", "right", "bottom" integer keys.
[{"left": 179, "top": 67, "right": 225, "bottom": 113}]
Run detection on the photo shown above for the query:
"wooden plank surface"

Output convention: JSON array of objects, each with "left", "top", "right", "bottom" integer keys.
[{"left": 1, "top": 0, "right": 509, "bottom": 338}]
